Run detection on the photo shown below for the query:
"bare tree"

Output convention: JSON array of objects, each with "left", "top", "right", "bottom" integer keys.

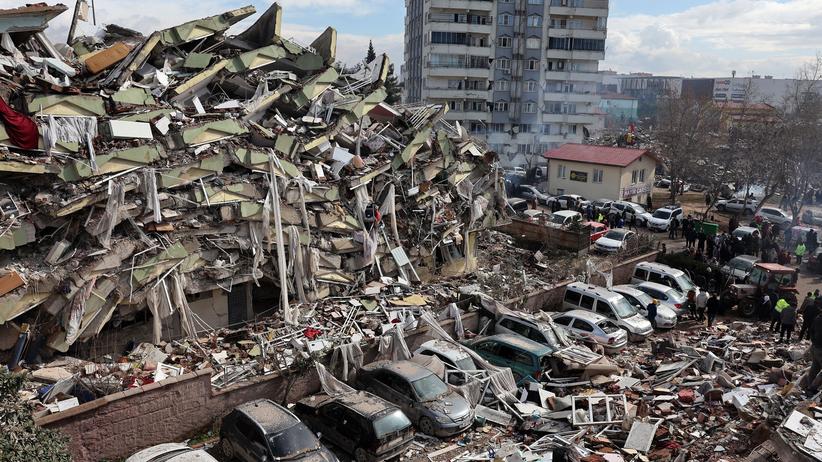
[{"left": 654, "top": 91, "right": 723, "bottom": 205}]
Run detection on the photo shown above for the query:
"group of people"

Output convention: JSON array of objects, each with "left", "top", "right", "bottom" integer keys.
[
  {"left": 584, "top": 206, "right": 639, "bottom": 231},
  {"left": 678, "top": 289, "right": 721, "bottom": 327},
  {"left": 767, "top": 290, "right": 821, "bottom": 344}
]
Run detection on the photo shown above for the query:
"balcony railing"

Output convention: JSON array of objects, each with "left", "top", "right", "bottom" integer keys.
[{"left": 550, "top": 0, "right": 608, "bottom": 9}]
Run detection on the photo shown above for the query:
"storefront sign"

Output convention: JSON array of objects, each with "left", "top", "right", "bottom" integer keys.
[{"left": 570, "top": 171, "right": 588, "bottom": 182}]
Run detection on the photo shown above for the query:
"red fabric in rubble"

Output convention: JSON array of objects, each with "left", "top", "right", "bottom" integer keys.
[{"left": 0, "top": 97, "right": 38, "bottom": 150}]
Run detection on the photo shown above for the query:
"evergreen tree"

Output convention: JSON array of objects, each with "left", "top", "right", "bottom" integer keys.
[
  {"left": 385, "top": 64, "right": 401, "bottom": 105},
  {"left": 366, "top": 40, "right": 376, "bottom": 63},
  {"left": 0, "top": 371, "right": 71, "bottom": 462}
]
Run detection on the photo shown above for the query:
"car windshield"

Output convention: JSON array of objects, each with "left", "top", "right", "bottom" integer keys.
[
  {"left": 628, "top": 290, "right": 653, "bottom": 306},
  {"left": 612, "top": 297, "right": 638, "bottom": 318},
  {"left": 551, "top": 214, "right": 568, "bottom": 225},
  {"left": 268, "top": 424, "right": 321, "bottom": 459},
  {"left": 411, "top": 374, "right": 449, "bottom": 401},
  {"left": 674, "top": 274, "right": 696, "bottom": 291},
  {"left": 732, "top": 258, "right": 755, "bottom": 271},
  {"left": 454, "top": 357, "right": 476, "bottom": 371},
  {"left": 373, "top": 410, "right": 412, "bottom": 439},
  {"left": 603, "top": 231, "right": 626, "bottom": 240},
  {"left": 653, "top": 210, "right": 671, "bottom": 219}
]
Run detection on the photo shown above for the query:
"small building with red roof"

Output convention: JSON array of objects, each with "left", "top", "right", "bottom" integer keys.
[{"left": 543, "top": 144, "right": 659, "bottom": 204}]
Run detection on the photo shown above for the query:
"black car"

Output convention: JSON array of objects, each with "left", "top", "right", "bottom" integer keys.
[
  {"left": 221, "top": 399, "right": 338, "bottom": 462},
  {"left": 295, "top": 392, "right": 414, "bottom": 462}
]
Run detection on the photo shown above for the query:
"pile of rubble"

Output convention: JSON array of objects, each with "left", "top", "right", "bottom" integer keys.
[
  {"left": 411, "top": 319, "right": 821, "bottom": 462},
  {"left": 0, "top": 2, "right": 508, "bottom": 405}
]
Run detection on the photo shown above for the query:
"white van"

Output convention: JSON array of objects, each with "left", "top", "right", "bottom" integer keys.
[
  {"left": 630, "top": 262, "right": 700, "bottom": 296},
  {"left": 562, "top": 282, "right": 653, "bottom": 342}
]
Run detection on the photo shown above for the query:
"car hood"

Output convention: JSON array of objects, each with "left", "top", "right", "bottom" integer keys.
[
  {"left": 648, "top": 216, "right": 669, "bottom": 225},
  {"left": 638, "top": 212, "right": 652, "bottom": 221},
  {"left": 423, "top": 391, "right": 471, "bottom": 422},
  {"left": 654, "top": 305, "right": 678, "bottom": 320},
  {"left": 293, "top": 447, "right": 339, "bottom": 462},
  {"left": 596, "top": 237, "right": 623, "bottom": 248},
  {"left": 621, "top": 315, "right": 653, "bottom": 332}
]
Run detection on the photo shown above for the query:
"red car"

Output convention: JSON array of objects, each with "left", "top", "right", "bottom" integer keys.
[{"left": 587, "top": 221, "right": 609, "bottom": 243}]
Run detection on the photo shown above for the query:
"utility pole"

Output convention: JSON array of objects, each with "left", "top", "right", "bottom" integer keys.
[{"left": 66, "top": 0, "right": 82, "bottom": 45}]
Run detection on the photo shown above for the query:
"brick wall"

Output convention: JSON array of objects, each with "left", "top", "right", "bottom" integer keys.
[
  {"left": 38, "top": 315, "right": 476, "bottom": 462},
  {"left": 504, "top": 251, "right": 660, "bottom": 313}
]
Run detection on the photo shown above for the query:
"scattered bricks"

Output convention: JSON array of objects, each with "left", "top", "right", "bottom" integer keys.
[
  {"left": 747, "top": 349, "right": 767, "bottom": 365},
  {"left": 678, "top": 389, "right": 695, "bottom": 404},
  {"left": 704, "top": 388, "right": 724, "bottom": 402},
  {"left": 767, "top": 367, "right": 792, "bottom": 385}
]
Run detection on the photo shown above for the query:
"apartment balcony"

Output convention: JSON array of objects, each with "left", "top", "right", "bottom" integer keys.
[
  {"left": 426, "top": 22, "right": 493, "bottom": 34},
  {"left": 539, "top": 133, "right": 584, "bottom": 143},
  {"left": 543, "top": 91, "right": 601, "bottom": 103},
  {"left": 426, "top": 66, "right": 491, "bottom": 79},
  {"left": 424, "top": 88, "right": 490, "bottom": 99},
  {"left": 542, "top": 112, "right": 599, "bottom": 124},
  {"left": 428, "top": 43, "right": 492, "bottom": 56},
  {"left": 447, "top": 110, "right": 490, "bottom": 121},
  {"left": 547, "top": 28, "right": 607, "bottom": 40},
  {"left": 544, "top": 70, "right": 602, "bottom": 83},
  {"left": 548, "top": 0, "right": 608, "bottom": 17},
  {"left": 429, "top": 0, "right": 494, "bottom": 11},
  {"left": 545, "top": 49, "right": 606, "bottom": 61}
]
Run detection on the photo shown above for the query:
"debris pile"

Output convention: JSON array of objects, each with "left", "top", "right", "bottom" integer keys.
[{"left": 0, "top": 3, "right": 507, "bottom": 383}]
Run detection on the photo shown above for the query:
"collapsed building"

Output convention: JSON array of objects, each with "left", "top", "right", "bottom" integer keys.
[{"left": 0, "top": 2, "right": 507, "bottom": 368}]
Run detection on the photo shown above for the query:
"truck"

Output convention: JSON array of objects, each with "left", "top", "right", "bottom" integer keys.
[{"left": 721, "top": 263, "right": 799, "bottom": 318}]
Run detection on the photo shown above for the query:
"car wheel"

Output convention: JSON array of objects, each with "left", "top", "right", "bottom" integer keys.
[
  {"left": 418, "top": 417, "right": 436, "bottom": 436},
  {"left": 221, "top": 439, "right": 236, "bottom": 461},
  {"left": 739, "top": 298, "right": 757, "bottom": 318},
  {"left": 717, "top": 205, "right": 725, "bottom": 211},
  {"left": 355, "top": 448, "right": 371, "bottom": 462}
]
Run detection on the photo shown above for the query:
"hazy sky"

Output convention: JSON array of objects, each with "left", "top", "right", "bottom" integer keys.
[{"left": 15, "top": 0, "right": 822, "bottom": 79}]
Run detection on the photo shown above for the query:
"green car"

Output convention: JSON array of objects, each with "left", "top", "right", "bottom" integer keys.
[{"left": 465, "top": 334, "right": 554, "bottom": 383}]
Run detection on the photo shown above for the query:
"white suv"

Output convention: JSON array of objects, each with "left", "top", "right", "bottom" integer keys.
[
  {"left": 648, "top": 205, "right": 683, "bottom": 232},
  {"left": 755, "top": 207, "right": 793, "bottom": 230},
  {"left": 609, "top": 201, "right": 652, "bottom": 225}
]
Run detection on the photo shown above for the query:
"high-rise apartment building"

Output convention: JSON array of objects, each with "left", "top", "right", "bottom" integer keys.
[{"left": 402, "top": 0, "right": 609, "bottom": 167}]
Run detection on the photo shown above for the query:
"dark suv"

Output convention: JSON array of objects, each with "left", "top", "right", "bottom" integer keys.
[
  {"left": 220, "top": 399, "right": 338, "bottom": 462},
  {"left": 295, "top": 391, "right": 414, "bottom": 462}
]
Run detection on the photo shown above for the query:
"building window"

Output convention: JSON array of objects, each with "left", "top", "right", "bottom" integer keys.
[
  {"left": 557, "top": 164, "right": 567, "bottom": 179},
  {"left": 631, "top": 170, "right": 638, "bottom": 184},
  {"left": 495, "top": 80, "right": 511, "bottom": 91},
  {"left": 528, "top": 0, "right": 543, "bottom": 3},
  {"left": 469, "top": 122, "right": 485, "bottom": 134},
  {"left": 494, "top": 101, "right": 509, "bottom": 112},
  {"left": 639, "top": 169, "right": 646, "bottom": 182},
  {"left": 489, "top": 123, "right": 506, "bottom": 133},
  {"left": 541, "top": 124, "right": 552, "bottom": 135},
  {"left": 499, "top": 14, "right": 512, "bottom": 26},
  {"left": 466, "top": 100, "right": 484, "bottom": 111},
  {"left": 518, "top": 124, "right": 535, "bottom": 133},
  {"left": 527, "top": 59, "right": 539, "bottom": 70},
  {"left": 525, "top": 80, "right": 538, "bottom": 92},
  {"left": 447, "top": 79, "right": 463, "bottom": 90},
  {"left": 448, "top": 101, "right": 462, "bottom": 111},
  {"left": 496, "top": 58, "right": 511, "bottom": 70},
  {"left": 593, "top": 169, "right": 604, "bottom": 183},
  {"left": 497, "top": 36, "right": 512, "bottom": 48},
  {"left": 431, "top": 31, "right": 467, "bottom": 45},
  {"left": 523, "top": 102, "right": 536, "bottom": 113},
  {"left": 527, "top": 15, "right": 542, "bottom": 27},
  {"left": 517, "top": 144, "right": 533, "bottom": 154},
  {"left": 525, "top": 37, "right": 541, "bottom": 49},
  {"left": 570, "top": 124, "right": 577, "bottom": 134}
]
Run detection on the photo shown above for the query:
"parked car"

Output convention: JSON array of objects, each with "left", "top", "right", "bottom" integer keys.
[
  {"left": 790, "top": 226, "right": 821, "bottom": 247},
  {"left": 588, "top": 222, "right": 609, "bottom": 243},
  {"left": 521, "top": 209, "right": 547, "bottom": 222},
  {"left": 561, "top": 283, "right": 654, "bottom": 341},
  {"left": 630, "top": 262, "right": 700, "bottom": 298},
  {"left": 716, "top": 198, "right": 758, "bottom": 214},
  {"left": 594, "top": 229, "right": 637, "bottom": 253},
  {"left": 547, "top": 194, "right": 589, "bottom": 210},
  {"left": 414, "top": 339, "right": 478, "bottom": 384},
  {"left": 610, "top": 285, "right": 678, "bottom": 329},
  {"left": 549, "top": 310, "right": 628, "bottom": 354},
  {"left": 220, "top": 399, "right": 337, "bottom": 462},
  {"left": 517, "top": 185, "right": 550, "bottom": 205},
  {"left": 633, "top": 282, "right": 688, "bottom": 317},
  {"left": 647, "top": 205, "right": 684, "bottom": 232},
  {"left": 755, "top": 207, "right": 793, "bottom": 230},
  {"left": 125, "top": 443, "right": 219, "bottom": 462},
  {"left": 609, "top": 201, "right": 652, "bottom": 225},
  {"left": 720, "top": 255, "right": 760, "bottom": 282},
  {"left": 465, "top": 334, "right": 554, "bottom": 383},
  {"left": 356, "top": 360, "right": 473, "bottom": 437},
  {"left": 802, "top": 210, "right": 822, "bottom": 227},
  {"left": 295, "top": 392, "right": 415, "bottom": 462},
  {"left": 507, "top": 198, "right": 529, "bottom": 214},
  {"left": 591, "top": 199, "right": 614, "bottom": 215},
  {"left": 549, "top": 210, "right": 583, "bottom": 227},
  {"left": 732, "top": 226, "right": 760, "bottom": 241}
]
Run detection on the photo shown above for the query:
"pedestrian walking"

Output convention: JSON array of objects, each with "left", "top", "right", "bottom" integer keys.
[
  {"left": 697, "top": 229, "right": 707, "bottom": 253},
  {"left": 629, "top": 214, "right": 637, "bottom": 230},
  {"left": 687, "top": 289, "right": 697, "bottom": 320},
  {"left": 706, "top": 292, "right": 719, "bottom": 327},
  {"left": 647, "top": 299, "right": 658, "bottom": 329},
  {"left": 669, "top": 219, "right": 677, "bottom": 239},
  {"left": 796, "top": 240, "right": 807, "bottom": 266},
  {"left": 696, "top": 290, "right": 708, "bottom": 321},
  {"left": 761, "top": 293, "right": 772, "bottom": 321},
  {"left": 800, "top": 293, "right": 820, "bottom": 340},
  {"left": 780, "top": 303, "right": 797, "bottom": 344}
]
